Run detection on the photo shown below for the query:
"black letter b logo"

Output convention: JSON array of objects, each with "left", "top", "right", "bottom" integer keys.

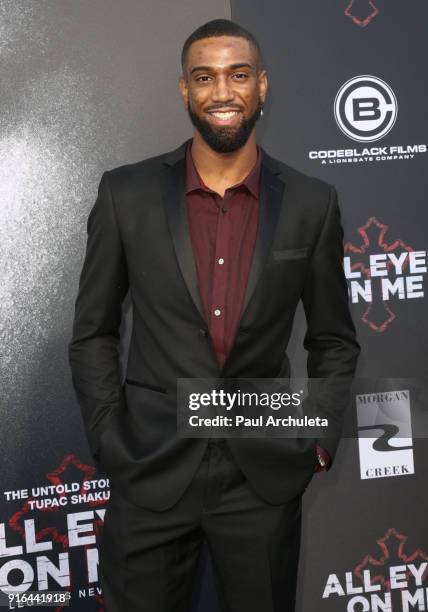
[{"left": 353, "top": 97, "right": 381, "bottom": 121}]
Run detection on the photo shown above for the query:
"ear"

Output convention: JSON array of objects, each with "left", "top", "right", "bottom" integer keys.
[
  {"left": 178, "top": 75, "right": 189, "bottom": 108},
  {"left": 258, "top": 69, "right": 268, "bottom": 104}
]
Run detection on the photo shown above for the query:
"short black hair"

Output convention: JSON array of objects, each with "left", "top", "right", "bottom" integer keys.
[{"left": 181, "top": 19, "right": 263, "bottom": 75}]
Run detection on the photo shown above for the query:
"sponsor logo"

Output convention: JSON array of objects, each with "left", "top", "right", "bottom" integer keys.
[
  {"left": 309, "top": 76, "right": 427, "bottom": 166},
  {"left": 356, "top": 390, "right": 414, "bottom": 480},
  {"left": 344, "top": 217, "right": 426, "bottom": 332},
  {"left": 334, "top": 75, "right": 397, "bottom": 143}
]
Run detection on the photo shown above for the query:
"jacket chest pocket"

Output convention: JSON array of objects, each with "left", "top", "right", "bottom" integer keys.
[
  {"left": 263, "top": 247, "right": 310, "bottom": 296},
  {"left": 270, "top": 246, "right": 310, "bottom": 262}
]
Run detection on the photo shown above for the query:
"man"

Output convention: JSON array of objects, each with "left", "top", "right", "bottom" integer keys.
[{"left": 69, "top": 18, "right": 360, "bottom": 612}]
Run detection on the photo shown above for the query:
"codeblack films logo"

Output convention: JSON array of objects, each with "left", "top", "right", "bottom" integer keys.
[
  {"left": 356, "top": 390, "right": 414, "bottom": 480},
  {"left": 309, "top": 75, "right": 427, "bottom": 165},
  {"left": 334, "top": 75, "right": 397, "bottom": 142}
]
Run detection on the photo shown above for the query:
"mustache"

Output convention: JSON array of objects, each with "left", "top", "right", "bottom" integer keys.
[{"left": 205, "top": 106, "right": 243, "bottom": 112}]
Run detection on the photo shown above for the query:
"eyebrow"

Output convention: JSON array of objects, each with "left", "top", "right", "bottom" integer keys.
[{"left": 190, "top": 62, "right": 255, "bottom": 75}]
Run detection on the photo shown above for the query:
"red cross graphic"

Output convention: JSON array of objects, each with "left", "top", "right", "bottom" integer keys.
[
  {"left": 354, "top": 527, "right": 428, "bottom": 612},
  {"left": 345, "top": 0, "right": 380, "bottom": 27},
  {"left": 344, "top": 217, "right": 414, "bottom": 332}
]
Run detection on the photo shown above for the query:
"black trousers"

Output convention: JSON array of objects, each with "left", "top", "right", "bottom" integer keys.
[{"left": 99, "top": 439, "right": 302, "bottom": 612}]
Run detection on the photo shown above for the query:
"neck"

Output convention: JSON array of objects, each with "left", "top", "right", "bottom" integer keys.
[{"left": 190, "top": 130, "right": 258, "bottom": 189}]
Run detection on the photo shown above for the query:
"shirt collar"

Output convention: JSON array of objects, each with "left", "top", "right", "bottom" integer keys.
[{"left": 185, "top": 140, "right": 261, "bottom": 199}]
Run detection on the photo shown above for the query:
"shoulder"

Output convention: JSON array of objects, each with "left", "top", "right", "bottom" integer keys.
[
  {"left": 100, "top": 140, "right": 189, "bottom": 197},
  {"left": 103, "top": 149, "right": 171, "bottom": 187},
  {"left": 262, "top": 148, "right": 335, "bottom": 203}
]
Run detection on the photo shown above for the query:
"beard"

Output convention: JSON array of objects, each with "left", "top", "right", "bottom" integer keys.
[{"left": 186, "top": 99, "right": 263, "bottom": 153}]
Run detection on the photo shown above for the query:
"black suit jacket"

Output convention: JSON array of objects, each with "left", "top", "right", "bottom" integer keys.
[{"left": 69, "top": 138, "right": 360, "bottom": 510}]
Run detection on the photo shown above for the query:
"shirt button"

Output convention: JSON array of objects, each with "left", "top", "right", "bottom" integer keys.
[
  {"left": 214, "top": 309, "right": 221, "bottom": 317},
  {"left": 221, "top": 206, "right": 228, "bottom": 213},
  {"left": 218, "top": 258, "right": 225, "bottom": 265}
]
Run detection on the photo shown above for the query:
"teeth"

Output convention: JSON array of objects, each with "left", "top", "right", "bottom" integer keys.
[{"left": 211, "top": 111, "right": 239, "bottom": 119}]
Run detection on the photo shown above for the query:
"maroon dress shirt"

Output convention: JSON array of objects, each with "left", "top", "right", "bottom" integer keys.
[
  {"left": 186, "top": 143, "right": 261, "bottom": 370},
  {"left": 185, "top": 141, "right": 329, "bottom": 471}
]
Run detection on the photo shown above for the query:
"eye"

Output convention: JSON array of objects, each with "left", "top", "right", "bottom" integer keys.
[
  {"left": 195, "top": 75, "right": 211, "bottom": 82},
  {"left": 233, "top": 72, "right": 248, "bottom": 80}
]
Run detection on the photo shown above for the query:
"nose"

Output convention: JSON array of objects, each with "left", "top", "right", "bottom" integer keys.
[{"left": 211, "top": 75, "right": 234, "bottom": 103}]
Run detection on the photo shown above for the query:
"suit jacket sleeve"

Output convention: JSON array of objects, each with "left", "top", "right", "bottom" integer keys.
[
  {"left": 68, "top": 171, "right": 129, "bottom": 461},
  {"left": 301, "top": 184, "right": 360, "bottom": 465}
]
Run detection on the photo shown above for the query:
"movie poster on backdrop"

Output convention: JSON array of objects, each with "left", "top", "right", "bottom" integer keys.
[{"left": 0, "top": 455, "right": 108, "bottom": 608}]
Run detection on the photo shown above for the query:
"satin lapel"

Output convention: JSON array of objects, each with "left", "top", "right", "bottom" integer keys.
[
  {"left": 239, "top": 158, "right": 285, "bottom": 319},
  {"left": 159, "top": 142, "right": 207, "bottom": 324}
]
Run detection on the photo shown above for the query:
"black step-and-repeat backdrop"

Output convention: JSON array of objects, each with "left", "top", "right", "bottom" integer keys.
[
  {"left": 228, "top": 2, "right": 428, "bottom": 611},
  {"left": 1, "top": 1, "right": 427, "bottom": 611}
]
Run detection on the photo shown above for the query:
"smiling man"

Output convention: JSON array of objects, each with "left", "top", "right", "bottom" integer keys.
[{"left": 69, "top": 18, "right": 360, "bottom": 612}]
